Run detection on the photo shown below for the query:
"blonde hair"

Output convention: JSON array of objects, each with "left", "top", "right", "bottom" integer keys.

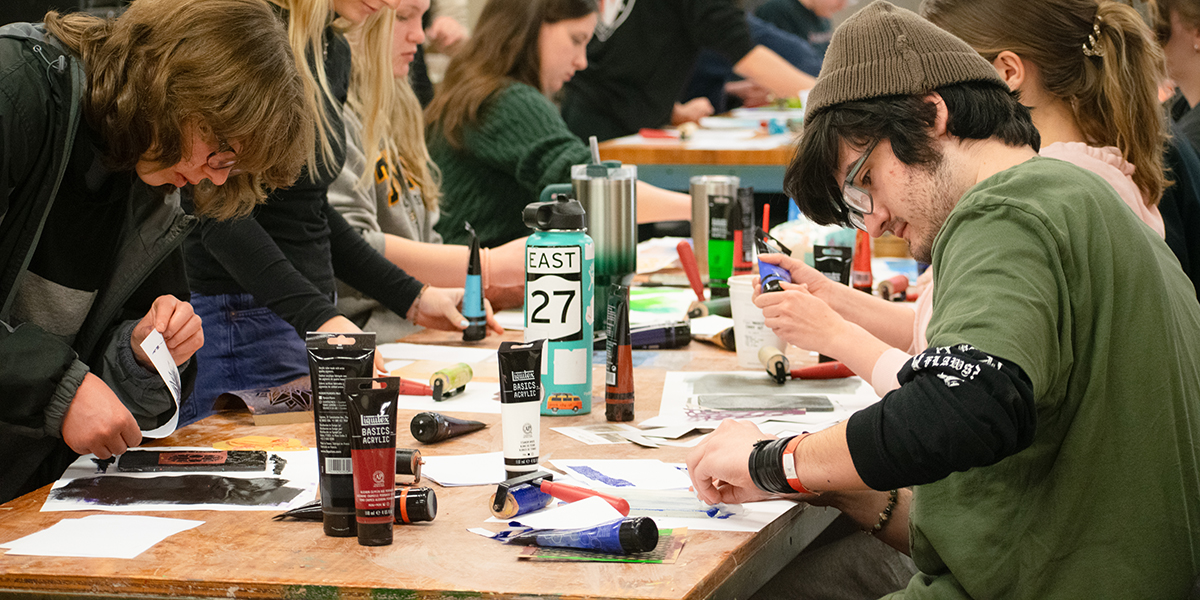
[
  {"left": 45, "top": 0, "right": 313, "bottom": 220},
  {"left": 923, "top": 0, "right": 1168, "bottom": 206},
  {"left": 345, "top": 15, "right": 441, "bottom": 210}
]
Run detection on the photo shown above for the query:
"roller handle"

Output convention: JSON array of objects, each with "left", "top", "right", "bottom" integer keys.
[
  {"left": 676, "top": 240, "right": 706, "bottom": 303},
  {"left": 791, "top": 362, "right": 856, "bottom": 379},
  {"left": 538, "top": 480, "right": 631, "bottom": 516}
]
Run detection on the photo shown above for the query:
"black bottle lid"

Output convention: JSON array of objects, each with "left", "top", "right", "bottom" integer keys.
[
  {"left": 322, "top": 512, "right": 355, "bottom": 537},
  {"left": 618, "top": 516, "right": 659, "bottom": 553},
  {"left": 397, "top": 486, "right": 438, "bottom": 523},
  {"left": 357, "top": 521, "right": 393, "bottom": 546},
  {"left": 523, "top": 194, "right": 587, "bottom": 231}
]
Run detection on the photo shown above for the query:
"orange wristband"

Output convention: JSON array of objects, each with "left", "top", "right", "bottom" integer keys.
[{"left": 782, "top": 434, "right": 810, "bottom": 494}]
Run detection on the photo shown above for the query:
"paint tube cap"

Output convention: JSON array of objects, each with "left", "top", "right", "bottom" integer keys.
[
  {"left": 323, "top": 513, "right": 355, "bottom": 537},
  {"left": 397, "top": 486, "right": 438, "bottom": 523},
  {"left": 619, "top": 516, "right": 659, "bottom": 553},
  {"left": 357, "top": 521, "right": 393, "bottom": 546}
]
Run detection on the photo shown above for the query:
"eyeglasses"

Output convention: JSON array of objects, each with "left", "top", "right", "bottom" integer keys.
[
  {"left": 206, "top": 139, "right": 237, "bottom": 171},
  {"left": 842, "top": 139, "right": 878, "bottom": 231}
]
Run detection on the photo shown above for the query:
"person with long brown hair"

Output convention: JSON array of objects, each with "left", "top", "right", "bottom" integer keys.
[
  {"left": 0, "top": 0, "right": 313, "bottom": 503},
  {"left": 181, "top": 0, "right": 502, "bottom": 427},
  {"left": 330, "top": 0, "right": 525, "bottom": 342},
  {"left": 425, "top": 0, "right": 691, "bottom": 247}
]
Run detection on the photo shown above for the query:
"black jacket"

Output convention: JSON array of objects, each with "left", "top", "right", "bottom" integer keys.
[{"left": 0, "top": 23, "right": 195, "bottom": 503}]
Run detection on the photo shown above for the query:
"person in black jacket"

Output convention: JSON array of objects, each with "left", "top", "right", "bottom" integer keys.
[{"left": 0, "top": 0, "right": 313, "bottom": 504}]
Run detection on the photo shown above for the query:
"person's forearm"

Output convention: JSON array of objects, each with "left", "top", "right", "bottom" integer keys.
[
  {"left": 824, "top": 283, "right": 916, "bottom": 351},
  {"left": 382, "top": 234, "right": 469, "bottom": 288},
  {"left": 815, "top": 488, "right": 911, "bottom": 555},
  {"left": 732, "top": 45, "right": 817, "bottom": 98},
  {"left": 635, "top": 181, "right": 691, "bottom": 223}
]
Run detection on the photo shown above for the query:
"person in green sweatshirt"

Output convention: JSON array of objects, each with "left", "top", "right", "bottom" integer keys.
[{"left": 425, "top": 0, "right": 691, "bottom": 247}]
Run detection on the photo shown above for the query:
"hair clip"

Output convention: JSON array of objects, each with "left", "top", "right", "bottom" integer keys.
[{"left": 1082, "top": 14, "right": 1105, "bottom": 57}]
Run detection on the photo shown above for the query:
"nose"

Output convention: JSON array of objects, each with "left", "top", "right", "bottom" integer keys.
[
  {"left": 381, "top": 0, "right": 402, "bottom": 9},
  {"left": 203, "top": 164, "right": 231, "bottom": 186},
  {"left": 864, "top": 211, "right": 887, "bottom": 238},
  {"left": 411, "top": 23, "right": 425, "bottom": 44},
  {"left": 575, "top": 51, "right": 588, "bottom": 71}
]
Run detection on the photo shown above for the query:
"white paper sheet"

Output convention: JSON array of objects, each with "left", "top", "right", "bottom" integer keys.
[
  {"left": 1, "top": 515, "right": 202, "bottom": 558},
  {"left": 421, "top": 451, "right": 508, "bottom": 487},
  {"left": 550, "top": 423, "right": 645, "bottom": 445},
  {"left": 506, "top": 496, "right": 625, "bottom": 529},
  {"left": 377, "top": 342, "right": 497, "bottom": 364},
  {"left": 138, "top": 329, "right": 181, "bottom": 439},
  {"left": 42, "top": 448, "right": 318, "bottom": 512},
  {"left": 642, "top": 371, "right": 881, "bottom": 434},
  {"left": 549, "top": 459, "right": 693, "bottom": 490},
  {"left": 493, "top": 309, "right": 526, "bottom": 331},
  {"left": 395, "top": 381, "right": 502, "bottom": 414}
]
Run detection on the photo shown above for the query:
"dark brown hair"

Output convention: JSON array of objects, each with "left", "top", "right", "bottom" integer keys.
[
  {"left": 425, "top": 0, "right": 597, "bottom": 149},
  {"left": 45, "top": 0, "right": 313, "bottom": 220}
]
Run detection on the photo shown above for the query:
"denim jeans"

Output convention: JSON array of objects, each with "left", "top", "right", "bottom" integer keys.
[{"left": 181, "top": 292, "right": 308, "bottom": 427}]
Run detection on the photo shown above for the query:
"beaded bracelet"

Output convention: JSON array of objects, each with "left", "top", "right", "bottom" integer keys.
[
  {"left": 866, "top": 489, "right": 899, "bottom": 536},
  {"left": 406, "top": 284, "right": 430, "bottom": 324}
]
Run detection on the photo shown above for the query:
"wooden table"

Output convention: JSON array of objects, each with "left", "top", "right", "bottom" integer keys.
[
  {"left": 0, "top": 330, "right": 837, "bottom": 600},
  {"left": 598, "top": 133, "right": 795, "bottom": 193}
]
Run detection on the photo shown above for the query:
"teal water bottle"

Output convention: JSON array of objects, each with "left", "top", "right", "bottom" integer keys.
[{"left": 523, "top": 193, "right": 594, "bottom": 416}]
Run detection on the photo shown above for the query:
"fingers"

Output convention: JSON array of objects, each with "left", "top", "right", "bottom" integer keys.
[
  {"left": 62, "top": 374, "right": 143, "bottom": 459},
  {"left": 483, "top": 299, "right": 504, "bottom": 335}
]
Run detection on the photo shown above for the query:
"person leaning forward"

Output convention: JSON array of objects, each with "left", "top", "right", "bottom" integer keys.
[
  {"left": 0, "top": 0, "right": 312, "bottom": 504},
  {"left": 686, "top": 2, "right": 1200, "bottom": 598}
]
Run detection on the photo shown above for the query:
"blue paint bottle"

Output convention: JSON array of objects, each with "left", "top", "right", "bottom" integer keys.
[
  {"left": 462, "top": 222, "right": 486, "bottom": 342},
  {"left": 523, "top": 194, "right": 594, "bottom": 416},
  {"left": 756, "top": 237, "right": 792, "bottom": 293}
]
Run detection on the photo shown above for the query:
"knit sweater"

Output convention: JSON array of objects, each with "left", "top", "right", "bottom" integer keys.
[{"left": 429, "top": 83, "right": 592, "bottom": 247}]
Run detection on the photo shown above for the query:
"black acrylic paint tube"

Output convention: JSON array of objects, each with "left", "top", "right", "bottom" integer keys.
[
  {"left": 505, "top": 517, "right": 659, "bottom": 555},
  {"left": 410, "top": 412, "right": 486, "bottom": 444},
  {"left": 498, "top": 340, "right": 544, "bottom": 480},
  {"left": 346, "top": 376, "right": 400, "bottom": 547},
  {"left": 813, "top": 245, "right": 853, "bottom": 286},
  {"left": 605, "top": 284, "right": 634, "bottom": 422},
  {"left": 273, "top": 486, "right": 437, "bottom": 524},
  {"left": 395, "top": 448, "right": 423, "bottom": 484},
  {"left": 306, "top": 332, "right": 376, "bottom": 538}
]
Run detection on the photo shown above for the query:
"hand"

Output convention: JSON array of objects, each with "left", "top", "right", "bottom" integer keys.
[
  {"left": 757, "top": 253, "right": 837, "bottom": 301},
  {"left": 131, "top": 295, "right": 203, "bottom": 369},
  {"left": 61, "top": 373, "right": 142, "bottom": 459},
  {"left": 413, "top": 287, "right": 504, "bottom": 335},
  {"left": 671, "top": 97, "right": 715, "bottom": 126},
  {"left": 688, "top": 419, "right": 780, "bottom": 505},
  {"left": 724, "top": 79, "right": 772, "bottom": 107},
  {"left": 484, "top": 238, "right": 526, "bottom": 311},
  {"left": 425, "top": 16, "right": 467, "bottom": 53},
  {"left": 754, "top": 281, "right": 848, "bottom": 355}
]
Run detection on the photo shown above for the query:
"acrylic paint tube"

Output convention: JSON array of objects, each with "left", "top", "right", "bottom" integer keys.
[
  {"left": 410, "top": 412, "right": 486, "bottom": 444},
  {"left": 812, "top": 246, "right": 852, "bottom": 363},
  {"left": 506, "top": 517, "right": 659, "bottom": 555},
  {"left": 813, "top": 245, "right": 853, "bottom": 286},
  {"left": 346, "top": 376, "right": 400, "bottom": 546},
  {"left": 850, "top": 230, "right": 873, "bottom": 294},
  {"left": 756, "top": 237, "right": 792, "bottom": 294},
  {"left": 462, "top": 222, "right": 487, "bottom": 342},
  {"left": 605, "top": 284, "right": 634, "bottom": 422},
  {"left": 731, "top": 188, "right": 755, "bottom": 277},
  {"left": 273, "top": 487, "right": 436, "bottom": 524},
  {"left": 306, "top": 332, "right": 376, "bottom": 538},
  {"left": 394, "top": 448, "right": 423, "bottom": 484},
  {"left": 498, "top": 340, "right": 544, "bottom": 479},
  {"left": 490, "top": 482, "right": 554, "bottom": 519}
]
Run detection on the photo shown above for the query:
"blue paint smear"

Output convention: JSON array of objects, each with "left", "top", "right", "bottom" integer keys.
[{"left": 569, "top": 466, "right": 635, "bottom": 487}]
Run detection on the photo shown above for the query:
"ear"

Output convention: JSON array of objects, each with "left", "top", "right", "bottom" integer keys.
[
  {"left": 925, "top": 92, "right": 951, "bottom": 140},
  {"left": 991, "top": 51, "right": 1025, "bottom": 93}
]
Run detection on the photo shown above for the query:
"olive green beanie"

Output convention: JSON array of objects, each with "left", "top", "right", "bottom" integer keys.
[{"left": 805, "top": 0, "right": 1006, "bottom": 118}]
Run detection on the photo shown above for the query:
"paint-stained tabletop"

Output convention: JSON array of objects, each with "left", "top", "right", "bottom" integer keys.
[{"left": 0, "top": 329, "right": 837, "bottom": 600}]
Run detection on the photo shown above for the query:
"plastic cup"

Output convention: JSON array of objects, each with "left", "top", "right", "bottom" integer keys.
[{"left": 728, "top": 274, "right": 788, "bottom": 369}]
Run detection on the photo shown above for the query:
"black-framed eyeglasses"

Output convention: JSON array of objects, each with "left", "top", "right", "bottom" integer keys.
[
  {"left": 206, "top": 139, "right": 237, "bottom": 171},
  {"left": 842, "top": 139, "right": 878, "bottom": 231}
]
